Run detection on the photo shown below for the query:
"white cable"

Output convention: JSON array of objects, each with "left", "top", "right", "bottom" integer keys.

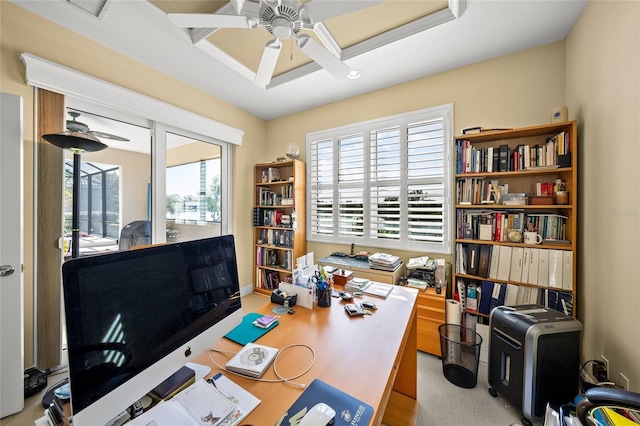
[{"left": 207, "top": 343, "right": 315, "bottom": 389}]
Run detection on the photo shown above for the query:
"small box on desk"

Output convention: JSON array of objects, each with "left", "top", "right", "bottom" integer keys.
[{"left": 331, "top": 269, "right": 354, "bottom": 286}]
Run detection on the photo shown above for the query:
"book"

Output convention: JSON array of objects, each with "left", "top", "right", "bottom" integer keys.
[
  {"left": 226, "top": 343, "right": 279, "bottom": 378},
  {"left": 130, "top": 379, "right": 236, "bottom": 426},
  {"left": 478, "top": 280, "right": 494, "bottom": 315},
  {"left": 467, "top": 244, "right": 479, "bottom": 276},
  {"left": 207, "top": 373, "right": 261, "bottom": 426},
  {"left": 520, "top": 248, "right": 531, "bottom": 283},
  {"left": 488, "top": 246, "right": 499, "bottom": 279},
  {"left": 276, "top": 379, "right": 373, "bottom": 426},
  {"left": 496, "top": 246, "right": 512, "bottom": 281},
  {"left": 477, "top": 245, "right": 491, "bottom": 278},
  {"left": 498, "top": 144, "right": 510, "bottom": 172},
  {"left": 562, "top": 251, "right": 573, "bottom": 291},
  {"left": 489, "top": 282, "right": 506, "bottom": 311},
  {"left": 537, "top": 249, "right": 550, "bottom": 287},
  {"left": 547, "top": 249, "right": 563, "bottom": 288},
  {"left": 504, "top": 284, "right": 518, "bottom": 306},
  {"left": 528, "top": 248, "right": 540, "bottom": 284},
  {"left": 509, "top": 247, "right": 524, "bottom": 282},
  {"left": 149, "top": 365, "right": 196, "bottom": 402}
]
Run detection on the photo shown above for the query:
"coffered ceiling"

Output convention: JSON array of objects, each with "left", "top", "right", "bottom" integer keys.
[{"left": 12, "top": 0, "right": 588, "bottom": 120}]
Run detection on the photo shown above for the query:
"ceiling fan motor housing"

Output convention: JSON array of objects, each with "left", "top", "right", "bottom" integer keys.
[{"left": 261, "top": 0, "right": 303, "bottom": 39}]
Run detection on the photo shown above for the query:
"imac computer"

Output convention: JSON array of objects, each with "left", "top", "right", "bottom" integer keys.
[{"left": 61, "top": 235, "right": 243, "bottom": 425}]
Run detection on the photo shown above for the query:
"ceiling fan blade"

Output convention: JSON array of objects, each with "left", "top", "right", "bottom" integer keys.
[
  {"left": 296, "top": 35, "right": 353, "bottom": 79},
  {"left": 255, "top": 39, "right": 282, "bottom": 88},
  {"left": 299, "top": 0, "right": 384, "bottom": 26},
  {"left": 88, "top": 131, "right": 130, "bottom": 142},
  {"left": 231, "top": 0, "right": 245, "bottom": 15},
  {"left": 167, "top": 13, "right": 251, "bottom": 29}
]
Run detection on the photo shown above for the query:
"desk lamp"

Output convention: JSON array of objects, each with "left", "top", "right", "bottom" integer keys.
[{"left": 42, "top": 131, "right": 107, "bottom": 258}]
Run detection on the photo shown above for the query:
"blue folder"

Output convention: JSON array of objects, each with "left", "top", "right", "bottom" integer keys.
[{"left": 224, "top": 312, "right": 278, "bottom": 345}]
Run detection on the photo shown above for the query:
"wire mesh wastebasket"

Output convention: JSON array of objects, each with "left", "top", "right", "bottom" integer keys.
[{"left": 439, "top": 324, "right": 483, "bottom": 389}]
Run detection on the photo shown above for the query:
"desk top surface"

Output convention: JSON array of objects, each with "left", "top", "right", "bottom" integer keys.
[{"left": 193, "top": 284, "right": 418, "bottom": 425}]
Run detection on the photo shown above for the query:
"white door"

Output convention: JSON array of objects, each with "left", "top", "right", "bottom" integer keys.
[{"left": 0, "top": 92, "right": 24, "bottom": 418}]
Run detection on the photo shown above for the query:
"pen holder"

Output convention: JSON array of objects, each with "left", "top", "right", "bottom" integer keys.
[{"left": 317, "top": 286, "right": 332, "bottom": 308}]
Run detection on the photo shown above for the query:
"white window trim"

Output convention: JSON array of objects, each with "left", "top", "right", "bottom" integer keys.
[
  {"left": 306, "top": 104, "right": 453, "bottom": 254},
  {"left": 20, "top": 52, "right": 244, "bottom": 145},
  {"left": 21, "top": 52, "right": 238, "bottom": 242}
]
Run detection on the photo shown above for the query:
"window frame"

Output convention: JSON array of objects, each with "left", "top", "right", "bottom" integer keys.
[{"left": 306, "top": 104, "right": 453, "bottom": 254}]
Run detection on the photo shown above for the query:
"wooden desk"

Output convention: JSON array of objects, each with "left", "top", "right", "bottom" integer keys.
[{"left": 193, "top": 285, "right": 419, "bottom": 425}]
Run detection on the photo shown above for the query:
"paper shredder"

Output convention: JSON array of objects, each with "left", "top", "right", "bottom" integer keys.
[{"left": 488, "top": 305, "right": 582, "bottom": 423}]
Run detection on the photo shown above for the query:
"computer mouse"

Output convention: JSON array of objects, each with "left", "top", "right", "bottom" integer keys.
[{"left": 299, "top": 402, "right": 336, "bottom": 426}]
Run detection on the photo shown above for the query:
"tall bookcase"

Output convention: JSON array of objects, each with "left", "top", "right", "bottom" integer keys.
[
  {"left": 453, "top": 121, "right": 578, "bottom": 320},
  {"left": 253, "top": 159, "right": 306, "bottom": 296}
]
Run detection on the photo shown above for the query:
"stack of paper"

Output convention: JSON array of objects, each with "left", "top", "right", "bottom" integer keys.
[
  {"left": 368, "top": 253, "right": 401, "bottom": 271},
  {"left": 345, "top": 277, "right": 370, "bottom": 293}
]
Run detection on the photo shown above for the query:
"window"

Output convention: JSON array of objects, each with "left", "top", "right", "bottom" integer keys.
[
  {"left": 64, "top": 160, "right": 120, "bottom": 239},
  {"left": 306, "top": 104, "right": 453, "bottom": 254}
]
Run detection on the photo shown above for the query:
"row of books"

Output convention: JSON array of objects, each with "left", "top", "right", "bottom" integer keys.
[
  {"left": 457, "top": 209, "right": 568, "bottom": 242},
  {"left": 456, "top": 177, "right": 566, "bottom": 205},
  {"left": 257, "top": 185, "right": 294, "bottom": 206},
  {"left": 257, "top": 228, "right": 294, "bottom": 247},
  {"left": 256, "top": 247, "right": 292, "bottom": 270},
  {"left": 456, "top": 177, "right": 500, "bottom": 205},
  {"left": 253, "top": 208, "right": 291, "bottom": 227},
  {"left": 455, "top": 131, "right": 571, "bottom": 174},
  {"left": 456, "top": 243, "right": 573, "bottom": 290},
  {"left": 456, "top": 278, "right": 574, "bottom": 317},
  {"left": 255, "top": 267, "right": 282, "bottom": 290}
]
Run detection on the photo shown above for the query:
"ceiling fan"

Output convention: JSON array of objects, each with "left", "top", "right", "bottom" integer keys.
[
  {"left": 66, "top": 111, "right": 130, "bottom": 142},
  {"left": 167, "top": 0, "right": 383, "bottom": 87}
]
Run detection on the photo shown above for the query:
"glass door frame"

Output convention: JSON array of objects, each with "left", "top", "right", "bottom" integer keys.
[{"left": 152, "top": 123, "right": 233, "bottom": 244}]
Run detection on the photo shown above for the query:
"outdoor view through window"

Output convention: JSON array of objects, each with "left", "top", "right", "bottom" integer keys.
[{"left": 165, "top": 132, "right": 223, "bottom": 243}]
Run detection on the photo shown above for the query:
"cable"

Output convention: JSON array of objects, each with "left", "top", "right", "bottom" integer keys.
[{"left": 207, "top": 343, "right": 315, "bottom": 389}]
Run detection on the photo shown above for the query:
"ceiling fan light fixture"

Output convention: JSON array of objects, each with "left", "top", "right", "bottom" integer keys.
[
  {"left": 271, "top": 16, "right": 292, "bottom": 39},
  {"left": 42, "top": 131, "right": 108, "bottom": 153}
]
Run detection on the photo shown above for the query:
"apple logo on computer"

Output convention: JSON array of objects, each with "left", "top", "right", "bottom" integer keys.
[{"left": 184, "top": 347, "right": 192, "bottom": 357}]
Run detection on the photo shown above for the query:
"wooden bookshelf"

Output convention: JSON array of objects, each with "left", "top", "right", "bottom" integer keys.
[
  {"left": 453, "top": 121, "right": 578, "bottom": 319},
  {"left": 253, "top": 160, "right": 306, "bottom": 295}
]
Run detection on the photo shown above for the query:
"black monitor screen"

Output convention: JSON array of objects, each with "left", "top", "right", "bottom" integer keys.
[{"left": 62, "top": 235, "right": 241, "bottom": 417}]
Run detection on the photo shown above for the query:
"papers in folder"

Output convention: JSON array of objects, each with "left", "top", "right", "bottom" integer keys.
[{"left": 345, "top": 278, "right": 393, "bottom": 299}]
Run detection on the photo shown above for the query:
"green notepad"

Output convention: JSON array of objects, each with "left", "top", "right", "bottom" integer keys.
[{"left": 224, "top": 312, "right": 278, "bottom": 345}]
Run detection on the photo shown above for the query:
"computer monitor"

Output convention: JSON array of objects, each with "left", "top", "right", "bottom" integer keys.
[{"left": 61, "top": 235, "right": 243, "bottom": 426}]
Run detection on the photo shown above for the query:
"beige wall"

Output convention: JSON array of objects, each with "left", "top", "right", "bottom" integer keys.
[
  {"left": 566, "top": 0, "right": 640, "bottom": 391},
  {"left": 1, "top": 1, "right": 267, "bottom": 367},
  {"left": 268, "top": 41, "right": 566, "bottom": 264}
]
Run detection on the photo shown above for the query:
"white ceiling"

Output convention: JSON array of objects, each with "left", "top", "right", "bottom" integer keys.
[{"left": 12, "top": 0, "right": 588, "bottom": 121}]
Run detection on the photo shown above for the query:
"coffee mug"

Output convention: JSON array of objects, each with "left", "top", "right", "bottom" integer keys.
[{"left": 523, "top": 231, "right": 542, "bottom": 244}]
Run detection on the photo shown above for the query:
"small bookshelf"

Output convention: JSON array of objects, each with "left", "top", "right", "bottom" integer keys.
[{"left": 253, "top": 160, "right": 306, "bottom": 295}]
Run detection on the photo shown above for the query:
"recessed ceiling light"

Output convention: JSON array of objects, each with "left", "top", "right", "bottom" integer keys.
[{"left": 347, "top": 69, "right": 361, "bottom": 79}]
